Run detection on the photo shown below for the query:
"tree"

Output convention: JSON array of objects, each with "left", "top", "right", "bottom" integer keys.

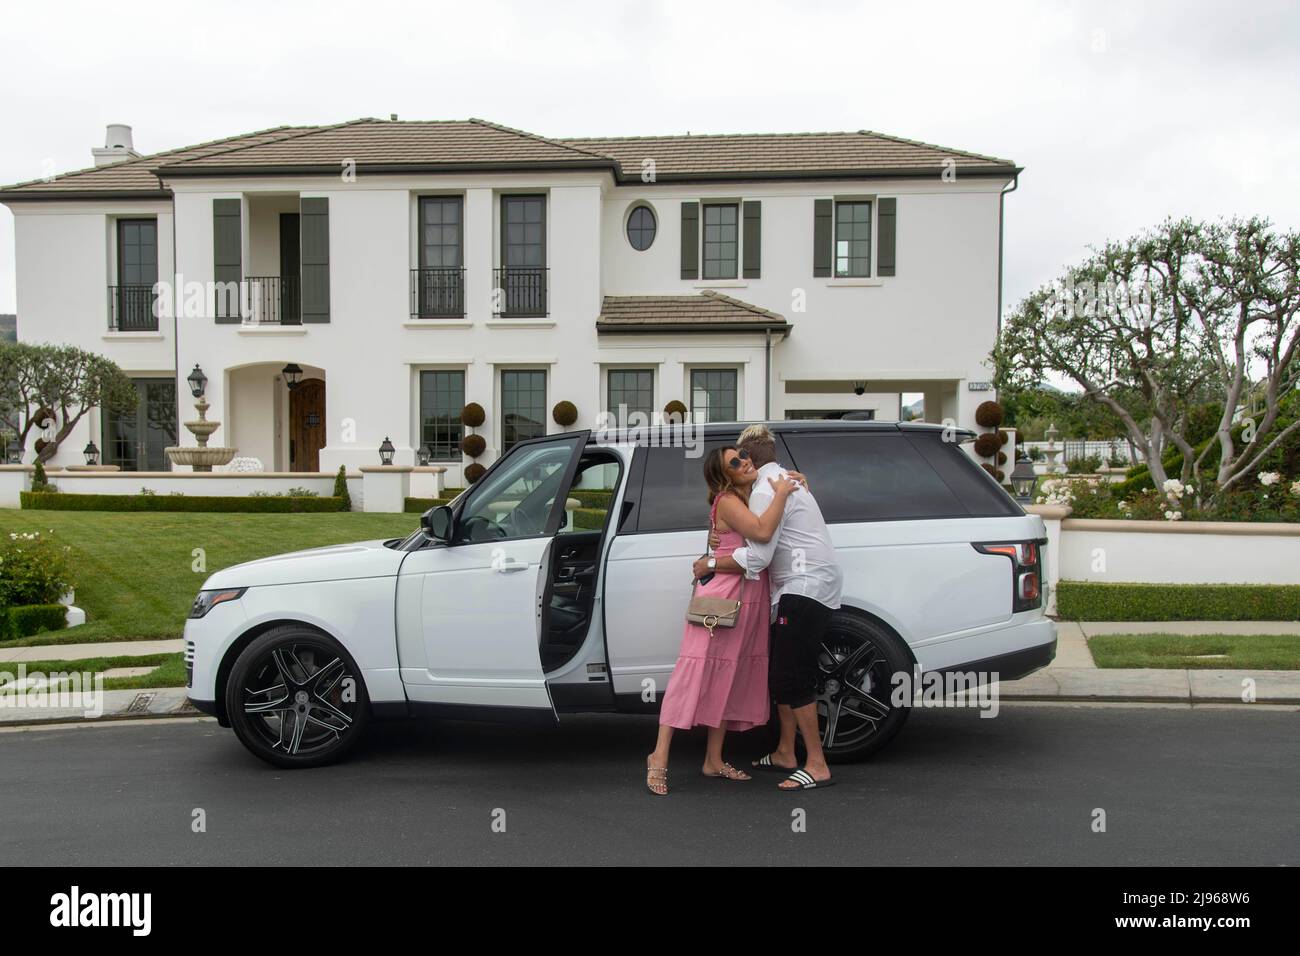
[
  {"left": 0, "top": 343, "right": 139, "bottom": 463},
  {"left": 994, "top": 217, "right": 1300, "bottom": 497}
]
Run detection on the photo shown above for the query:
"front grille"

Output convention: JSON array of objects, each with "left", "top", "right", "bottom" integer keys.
[{"left": 184, "top": 640, "right": 195, "bottom": 688}]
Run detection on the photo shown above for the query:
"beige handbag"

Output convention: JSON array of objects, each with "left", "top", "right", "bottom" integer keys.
[{"left": 686, "top": 506, "right": 743, "bottom": 637}]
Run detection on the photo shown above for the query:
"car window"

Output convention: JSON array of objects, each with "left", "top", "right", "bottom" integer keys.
[
  {"left": 635, "top": 441, "right": 734, "bottom": 533},
  {"left": 782, "top": 432, "right": 967, "bottom": 522},
  {"left": 455, "top": 436, "right": 581, "bottom": 543},
  {"left": 904, "top": 432, "right": 1022, "bottom": 517}
]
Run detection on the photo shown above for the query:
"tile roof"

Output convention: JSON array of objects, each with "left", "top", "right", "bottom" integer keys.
[
  {"left": 0, "top": 126, "right": 319, "bottom": 197},
  {"left": 157, "top": 118, "right": 612, "bottom": 173},
  {"left": 564, "top": 129, "right": 1017, "bottom": 179},
  {"left": 597, "top": 291, "right": 790, "bottom": 334},
  {"left": 1, "top": 120, "right": 1017, "bottom": 199}
]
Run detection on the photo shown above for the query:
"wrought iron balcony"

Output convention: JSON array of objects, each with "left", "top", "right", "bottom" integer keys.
[
  {"left": 493, "top": 267, "right": 548, "bottom": 318},
  {"left": 244, "top": 275, "right": 300, "bottom": 325},
  {"left": 410, "top": 268, "right": 465, "bottom": 318},
  {"left": 107, "top": 285, "right": 159, "bottom": 332}
]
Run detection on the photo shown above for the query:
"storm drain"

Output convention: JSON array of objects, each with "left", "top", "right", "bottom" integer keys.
[{"left": 124, "top": 692, "right": 156, "bottom": 714}]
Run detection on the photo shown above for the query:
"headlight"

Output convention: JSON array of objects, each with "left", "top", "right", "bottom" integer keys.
[{"left": 189, "top": 588, "right": 247, "bottom": 619}]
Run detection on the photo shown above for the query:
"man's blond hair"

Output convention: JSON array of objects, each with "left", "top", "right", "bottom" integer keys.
[{"left": 737, "top": 424, "right": 777, "bottom": 467}]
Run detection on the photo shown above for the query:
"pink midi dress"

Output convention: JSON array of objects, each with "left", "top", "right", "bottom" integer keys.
[{"left": 658, "top": 494, "right": 771, "bottom": 732}]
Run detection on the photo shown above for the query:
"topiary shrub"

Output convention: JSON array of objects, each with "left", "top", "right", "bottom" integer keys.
[
  {"left": 461, "top": 403, "right": 486, "bottom": 428},
  {"left": 333, "top": 465, "right": 351, "bottom": 512},
  {"left": 973, "top": 433, "right": 1001, "bottom": 457},
  {"left": 996, "top": 451, "right": 1008, "bottom": 466},
  {"left": 664, "top": 400, "right": 688, "bottom": 424},
  {"left": 464, "top": 462, "right": 486, "bottom": 484},
  {"left": 30, "top": 461, "right": 57, "bottom": 493},
  {"left": 552, "top": 400, "right": 578, "bottom": 427},
  {"left": 975, "top": 401, "right": 1004, "bottom": 428},
  {"left": 998, "top": 429, "right": 1010, "bottom": 446},
  {"left": 461, "top": 434, "right": 486, "bottom": 458}
]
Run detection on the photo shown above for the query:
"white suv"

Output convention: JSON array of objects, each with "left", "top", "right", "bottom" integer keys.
[{"left": 186, "top": 421, "right": 1055, "bottom": 768}]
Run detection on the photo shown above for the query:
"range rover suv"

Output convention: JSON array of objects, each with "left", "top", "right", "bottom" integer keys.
[{"left": 186, "top": 421, "right": 1056, "bottom": 768}]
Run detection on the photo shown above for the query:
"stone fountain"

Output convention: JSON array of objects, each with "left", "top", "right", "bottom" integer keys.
[
  {"left": 165, "top": 396, "right": 236, "bottom": 472},
  {"left": 1042, "top": 422, "right": 1068, "bottom": 475}
]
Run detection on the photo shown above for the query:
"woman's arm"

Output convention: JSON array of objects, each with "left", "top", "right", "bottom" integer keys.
[{"left": 716, "top": 479, "right": 796, "bottom": 544}]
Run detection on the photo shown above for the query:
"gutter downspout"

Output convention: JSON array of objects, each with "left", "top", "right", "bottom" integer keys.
[{"left": 996, "top": 172, "right": 1019, "bottom": 337}]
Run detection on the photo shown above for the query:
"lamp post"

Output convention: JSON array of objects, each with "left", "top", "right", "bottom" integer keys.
[
  {"left": 281, "top": 363, "right": 303, "bottom": 391},
  {"left": 1010, "top": 453, "right": 1037, "bottom": 503},
  {"left": 186, "top": 364, "right": 208, "bottom": 399},
  {"left": 378, "top": 437, "right": 396, "bottom": 466},
  {"left": 83, "top": 441, "right": 100, "bottom": 466}
]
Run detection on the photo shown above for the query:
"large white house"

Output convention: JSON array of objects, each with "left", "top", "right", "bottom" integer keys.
[{"left": 1, "top": 119, "right": 1020, "bottom": 483}]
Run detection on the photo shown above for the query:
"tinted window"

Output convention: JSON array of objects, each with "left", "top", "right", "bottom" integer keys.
[
  {"left": 905, "top": 432, "right": 1022, "bottom": 517},
  {"left": 782, "top": 432, "right": 965, "bottom": 521},
  {"left": 635, "top": 441, "right": 734, "bottom": 533}
]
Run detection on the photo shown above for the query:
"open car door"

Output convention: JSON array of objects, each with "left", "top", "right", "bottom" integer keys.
[{"left": 396, "top": 432, "right": 589, "bottom": 718}]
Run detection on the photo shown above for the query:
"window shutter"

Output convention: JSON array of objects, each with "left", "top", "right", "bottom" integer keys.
[
  {"left": 813, "top": 199, "right": 832, "bottom": 277},
  {"left": 680, "top": 201, "right": 699, "bottom": 280},
  {"left": 300, "top": 197, "right": 330, "bottom": 323},
  {"left": 742, "top": 200, "right": 761, "bottom": 279},
  {"left": 212, "top": 199, "right": 242, "bottom": 323},
  {"left": 877, "top": 197, "right": 897, "bottom": 277}
]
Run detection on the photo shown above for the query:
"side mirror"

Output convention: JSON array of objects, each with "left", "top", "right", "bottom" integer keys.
[{"left": 421, "top": 505, "right": 454, "bottom": 543}]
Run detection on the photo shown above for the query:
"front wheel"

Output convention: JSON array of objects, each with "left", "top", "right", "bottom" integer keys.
[
  {"left": 815, "top": 611, "right": 912, "bottom": 763},
  {"left": 225, "top": 625, "right": 370, "bottom": 768}
]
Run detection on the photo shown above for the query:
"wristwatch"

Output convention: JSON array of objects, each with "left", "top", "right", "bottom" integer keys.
[{"left": 706, "top": 557, "right": 717, "bottom": 570}]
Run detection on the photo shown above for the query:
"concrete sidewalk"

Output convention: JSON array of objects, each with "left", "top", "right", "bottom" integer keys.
[{"left": 0, "top": 639, "right": 183, "bottom": 662}]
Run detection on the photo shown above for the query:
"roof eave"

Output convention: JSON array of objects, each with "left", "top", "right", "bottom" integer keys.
[
  {"left": 613, "top": 165, "right": 1022, "bottom": 185},
  {"left": 0, "top": 189, "right": 172, "bottom": 203},
  {"left": 597, "top": 321, "right": 792, "bottom": 338},
  {"left": 155, "top": 159, "right": 619, "bottom": 178}
]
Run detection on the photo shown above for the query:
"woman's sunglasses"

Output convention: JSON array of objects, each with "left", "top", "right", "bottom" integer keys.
[{"left": 726, "top": 450, "right": 751, "bottom": 471}]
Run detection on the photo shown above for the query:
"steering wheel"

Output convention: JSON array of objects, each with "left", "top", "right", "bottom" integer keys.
[
  {"left": 459, "top": 513, "right": 506, "bottom": 542},
  {"left": 500, "top": 505, "right": 542, "bottom": 537}
]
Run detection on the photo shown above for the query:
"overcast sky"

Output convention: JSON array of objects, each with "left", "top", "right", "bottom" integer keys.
[{"left": 2, "top": 0, "right": 1297, "bottom": 320}]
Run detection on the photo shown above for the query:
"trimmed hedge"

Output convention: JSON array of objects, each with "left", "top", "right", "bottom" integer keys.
[
  {"left": 0, "top": 604, "right": 68, "bottom": 641},
  {"left": 21, "top": 492, "right": 345, "bottom": 514},
  {"left": 1056, "top": 580, "right": 1300, "bottom": 622},
  {"left": 572, "top": 507, "right": 609, "bottom": 530},
  {"left": 569, "top": 489, "right": 613, "bottom": 509}
]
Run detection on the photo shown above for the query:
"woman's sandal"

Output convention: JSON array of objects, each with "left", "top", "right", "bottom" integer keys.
[
  {"left": 702, "top": 762, "right": 751, "bottom": 781},
  {"left": 646, "top": 757, "right": 669, "bottom": 796}
]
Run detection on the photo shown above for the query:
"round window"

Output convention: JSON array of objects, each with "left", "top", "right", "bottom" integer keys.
[{"left": 626, "top": 204, "right": 657, "bottom": 251}]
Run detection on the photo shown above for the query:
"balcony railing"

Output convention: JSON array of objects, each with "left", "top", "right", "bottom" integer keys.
[
  {"left": 244, "top": 276, "right": 300, "bottom": 325},
  {"left": 410, "top": 268, "right": 465, "bottom": 318},
  {"left": 493, "top": 267, "right": 548, "bottom": 318},
  {"left": 107, "top": 285, "right": 159, "bottom": 332}
]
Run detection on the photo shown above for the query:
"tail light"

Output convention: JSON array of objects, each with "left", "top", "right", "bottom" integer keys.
[{"left": 973, "top": 539, "right": 1045, "bottom": 613}]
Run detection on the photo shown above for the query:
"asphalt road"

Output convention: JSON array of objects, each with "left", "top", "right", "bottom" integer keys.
[{"left": 0, "top": 703, "right": 1295, "bottom": 866}]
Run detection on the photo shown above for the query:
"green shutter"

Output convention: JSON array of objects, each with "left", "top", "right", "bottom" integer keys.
[
  {"left": 300, "top": 197, "right": 330, "bottom": 323},
  {"left": 212, "top": 199, "right": 242, "bottom": 323},
  {"left": 813, "top": 199, "right": 833, "bottom": 277},
  {"left": 877, "top": 197, "right": 897, "bottom": 277},
  {"left": 742, "top": 200, "right": 761, "bottom": 279},
  {"left": 680, "top": 201, "right": 699, "bottom": 280}
]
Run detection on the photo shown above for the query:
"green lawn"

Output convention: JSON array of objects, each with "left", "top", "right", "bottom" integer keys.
[
  {"left": 0, "top": 510, "right": 418, "bottom": 644},
  {"left": 0, "top": 652, "right": 185, "bottom": 690},
  {"left": 1089, "top": 633, "right": 1300, "bottom": 670}
]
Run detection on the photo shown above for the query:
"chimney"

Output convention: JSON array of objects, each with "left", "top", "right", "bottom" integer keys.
[{"left": 92, "top": 124, "right": 139, "bottom": 167}]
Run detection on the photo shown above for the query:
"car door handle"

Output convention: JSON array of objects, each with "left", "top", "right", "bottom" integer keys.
[{"left": 497, "top": 560, "right": 529, "bottom": 573}]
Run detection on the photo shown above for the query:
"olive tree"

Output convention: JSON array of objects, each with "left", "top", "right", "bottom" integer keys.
[
  {"left": 0, "top": 342, "right": 138, "bottom": 463},
  {"left": 994, "top": 217, "right": 1300, "bottom": 496}
]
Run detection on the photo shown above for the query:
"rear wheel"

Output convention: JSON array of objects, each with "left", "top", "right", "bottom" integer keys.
[
  {"left": 225, "top": 625, "right": 370, "bottom": 769},
  {"left": 815, "top": 611, "right": 912, "bottom": 763}
]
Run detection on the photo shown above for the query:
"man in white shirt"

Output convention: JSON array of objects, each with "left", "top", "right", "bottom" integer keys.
[{"left": 693, "top": 424, "right": 843, "bottom": 790}]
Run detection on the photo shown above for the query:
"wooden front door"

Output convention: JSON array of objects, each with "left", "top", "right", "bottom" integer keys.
[{"left": 289, "top": 378, "right": 325, "bottom": 472}]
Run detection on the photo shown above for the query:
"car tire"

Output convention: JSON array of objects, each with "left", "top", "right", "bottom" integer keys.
[
  {"left": 760, "top": 610, "right": 913, "bottom": 764},
  {"left": 225, "top": 625, "right": 370, "bottom": 769}
]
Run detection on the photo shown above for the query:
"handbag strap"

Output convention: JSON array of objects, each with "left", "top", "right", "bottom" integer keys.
[{"left": 705, "top": 492, "right": 746, "bottom": 603}]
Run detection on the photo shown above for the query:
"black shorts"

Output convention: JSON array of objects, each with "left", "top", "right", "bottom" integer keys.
[{"left": 769, "top": 593, "right": 833, "bottom": 708}]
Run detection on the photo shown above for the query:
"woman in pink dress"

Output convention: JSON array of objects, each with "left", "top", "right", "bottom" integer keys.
[{"left": 645, "top": 446, "right": 800, "bottom": 796}]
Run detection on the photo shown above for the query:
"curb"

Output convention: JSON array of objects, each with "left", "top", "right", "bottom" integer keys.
[{"left": 0, "top": 687, "right": 202, "bottom": 728}]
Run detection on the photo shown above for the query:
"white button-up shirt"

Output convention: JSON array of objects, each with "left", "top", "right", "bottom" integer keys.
[{"left": 730, "top": 461, "right": 843, "bottom": 612}]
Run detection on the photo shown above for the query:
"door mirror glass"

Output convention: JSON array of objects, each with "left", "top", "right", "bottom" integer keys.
[{"left": 422, "top": 504, "right": 454, "bottom": 542}]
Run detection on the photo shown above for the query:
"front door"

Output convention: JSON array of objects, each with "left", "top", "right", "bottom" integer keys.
[
  {"left": 103, "top": 377, "right": 177, "bottom": 471},
  {"left": 288, "top": 378, "right": 325, "bottom": 472},
  {"left": 395, "top": 432, "right": 588, "bottom": 714}
]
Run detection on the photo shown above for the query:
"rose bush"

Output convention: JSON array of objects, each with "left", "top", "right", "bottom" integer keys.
[{"left": 0, "top": 530, "right": 74, "bottom": 606}]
